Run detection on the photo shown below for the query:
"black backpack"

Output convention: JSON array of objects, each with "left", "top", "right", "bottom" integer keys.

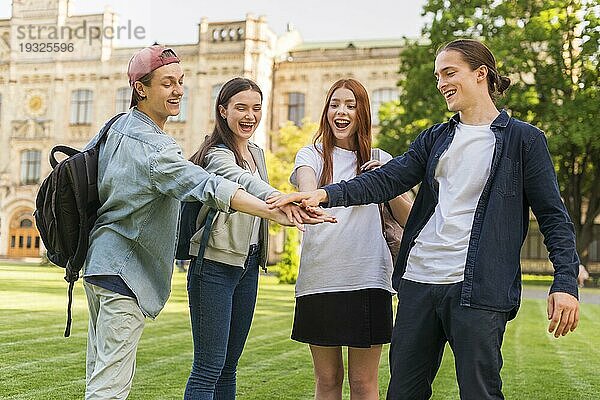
[
  {"left": 175, "top": 144, "right": 227, "bottom": 266},
  {"left": 34, "top": 113, "right": 124, "bottom": 337},
  {"left": 175, "top": 201, "right": 217, "bottom": 262}
]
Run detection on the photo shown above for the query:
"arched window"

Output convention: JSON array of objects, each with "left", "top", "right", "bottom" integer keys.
[
  {"left": 371, "top": 88, "right": 397, "bottom": 125},
  {"left": 116, "top": 87, "right": 130, "bottom": 113},
  {"left": 70, "top": 89, "right": 93, "bottom": 124},
  {"left": 20, "top": 150, "right": 41, "bottom": 185},
  {"left": 20, "top": 218, "right": 33, "bottom": 228}
]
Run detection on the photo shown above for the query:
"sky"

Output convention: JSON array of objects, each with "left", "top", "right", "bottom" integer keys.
[{"left": 0, "top": 0, "right": 429, "bottom": 46}]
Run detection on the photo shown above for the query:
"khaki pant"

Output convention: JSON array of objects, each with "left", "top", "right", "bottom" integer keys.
[{"left": 84, "top": 281, "right": 145, "bottom": 400}]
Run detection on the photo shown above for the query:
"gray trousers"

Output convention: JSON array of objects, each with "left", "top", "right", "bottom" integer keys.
[{"left": 84, "top": 281, "right": 145, "bottom": 400}]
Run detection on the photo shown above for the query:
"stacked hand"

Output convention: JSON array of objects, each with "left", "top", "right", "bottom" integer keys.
[
  {"left": 267, "top": 189, "right": 329, "bottom": 210},
  {"left": 267, "top": 191, "right": 335, "bottom": 230}
]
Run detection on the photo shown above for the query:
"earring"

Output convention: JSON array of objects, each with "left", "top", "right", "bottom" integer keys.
[{"left": 221, "top": 114, "right": 226, "bottom": 119}]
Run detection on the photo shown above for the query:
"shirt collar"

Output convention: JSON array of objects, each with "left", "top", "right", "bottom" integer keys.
[
  {"left": 131, "top": 107, "right": 165, "bottom": 132},
  {"left": 448, "top": 109, "right": 510, "bottom": 128}
]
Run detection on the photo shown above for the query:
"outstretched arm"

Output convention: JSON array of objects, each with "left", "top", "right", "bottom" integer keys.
[
  {"left": 230, "top": 189, "right": 314, "bottom": 230},
  {"left": 360, "top": 159, "right": 414, "bottom": 227},
  {"left": 270, "top": 131, "right": 430, "bottom": 209},
  {"left": 204, "top": 148, "right": 333, "bottom": 227}
]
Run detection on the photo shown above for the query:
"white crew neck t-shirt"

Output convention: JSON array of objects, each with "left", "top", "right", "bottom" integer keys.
[
  {"left": 403, "top": 122, "right": 495, "bottom": 284},
  {"left": 291, "top": 144, "right": 395, "bottom": 297}
]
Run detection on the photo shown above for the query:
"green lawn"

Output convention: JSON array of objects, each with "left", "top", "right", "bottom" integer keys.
[{"left": 0, "top": 264, "right": 598, "bottom": 399}]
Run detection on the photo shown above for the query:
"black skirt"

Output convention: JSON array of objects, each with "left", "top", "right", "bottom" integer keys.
[{"left": 291, "top": 288, "right": 393, "bottom": 348}]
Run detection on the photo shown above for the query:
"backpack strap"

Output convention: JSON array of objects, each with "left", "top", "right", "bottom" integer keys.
[
  {"left": 371, "top": 148, "right": 381, "bottom": 162},
  {"left": 64, "top": 279, "right": 75, "bottom": 337},
  {"left": 371, "top": 148, "right": 388, "bottom": 232},
  {"left": 190, "top": 208, "right": 217, "bottom": 275},
  {"left": 371, "top": 148, "right": 397, "bottom": 216},
  {"left": 187, "top": 142, "right": 225, "bottom": 274},
  {"left": 49, "top": 113, "right": 124, "bottom": 169},
  {"left": 94, "top": 112, "right": 126, "bottom": 149},
  {"left": 49, "top": 146, "right": 79, "bottom": 169}
]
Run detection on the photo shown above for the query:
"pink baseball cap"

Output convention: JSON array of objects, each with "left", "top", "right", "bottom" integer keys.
[{"left": 127, "top": 45, "right": 180, "bottom": 87}]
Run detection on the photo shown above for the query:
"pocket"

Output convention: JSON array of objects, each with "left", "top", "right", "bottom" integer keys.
[
  {"left": 496, "top": 157, "right": 518, "bottom": 197},
  {"left": 209, "top": 212, "right": 231, "bottom": 235}
]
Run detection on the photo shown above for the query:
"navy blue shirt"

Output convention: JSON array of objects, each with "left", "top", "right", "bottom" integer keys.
[
  {"left": 324, "top": 111, "right": 579, "bottom": 319},
  {"left": 85, "top": 275, "right": 136, "bottom": 298}
]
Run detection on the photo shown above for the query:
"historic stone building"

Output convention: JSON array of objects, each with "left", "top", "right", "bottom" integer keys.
[
  {"left": 0, "top": 0, "right": 404, "bottom": 258},
  {"left": 3, "top": 1, "right": 597, "bottom": 277}
]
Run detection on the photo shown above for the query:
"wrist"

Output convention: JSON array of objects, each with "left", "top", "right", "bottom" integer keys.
[{"left": 318, "top": 189, "right": 329, "bottom": 205}]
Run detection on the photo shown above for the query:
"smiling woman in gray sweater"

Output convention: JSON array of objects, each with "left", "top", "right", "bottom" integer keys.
[{"left": 183, "top": 77, "right": 293, "bottom": 400}]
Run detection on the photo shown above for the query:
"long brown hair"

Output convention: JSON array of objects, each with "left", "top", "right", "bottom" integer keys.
[
  {"left": 189, "top": 77, "right": 263, "bottom": 167},
  {"left": 314, "top": 78, "right": 372, "bottom": 186},
  {"left": 437, "top": 39, "right": 511, "bottom": 100}
]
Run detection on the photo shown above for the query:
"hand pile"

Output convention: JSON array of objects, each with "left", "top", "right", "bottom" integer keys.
[{"left": 266, "top": 190, "right": 334, "bottom": 230}]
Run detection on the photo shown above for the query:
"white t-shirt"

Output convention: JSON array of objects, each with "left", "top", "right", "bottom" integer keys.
[
  {"left": 403, "top": 122, "right": 495, "bottom": 284},
  {"left": 290, "top": 144, "right": 395, "bottom": 297}
]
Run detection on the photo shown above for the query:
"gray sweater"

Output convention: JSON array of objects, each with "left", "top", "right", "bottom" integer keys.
[{"left": 190, "top": 142, "right": 277, "bottom": 268}]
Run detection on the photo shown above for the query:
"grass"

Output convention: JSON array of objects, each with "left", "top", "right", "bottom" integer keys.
[{"left": 0, "top": 263, "right": 599, "bottom": 399}]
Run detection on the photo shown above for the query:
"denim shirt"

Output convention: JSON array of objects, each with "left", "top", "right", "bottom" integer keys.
[
  {"left": 83, "top": 108, "right": 241, "bottom": 318},
  {"left": 324, "top": 110, "right": 579, "bottom": 318}
]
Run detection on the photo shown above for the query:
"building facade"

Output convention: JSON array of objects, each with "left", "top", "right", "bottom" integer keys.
[
  {"left": 0, "top": 0, "right": 404, "bottom": 258},
  {"left": 3, "top": 1, "right": 597, "bottom": 276}
]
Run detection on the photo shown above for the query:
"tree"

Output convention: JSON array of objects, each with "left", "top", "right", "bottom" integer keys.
[
  {"left": 266, "top": 119, "right": 317, "bottom": 283},
  {"left": 377, "top": 0, "right": 599, "bottom": 264},
  {"left": 275, "top": 227, "right": 301, "bottom": 284},
  {"left": 266, "top": 119, "right": 318, "bottom": 195}
]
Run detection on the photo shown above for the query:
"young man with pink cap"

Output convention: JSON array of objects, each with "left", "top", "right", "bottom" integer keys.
[{"left": 81, "top": 45, "right": 330, "bottom": 399}]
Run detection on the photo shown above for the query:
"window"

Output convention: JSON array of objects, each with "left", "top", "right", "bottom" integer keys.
[
  {"left": 20, "top": 219, "right": 33, "bottom": 228},
  {"left": 210, "top": 83, "right": 223, "bottom": 120},
  {"left": 287, "top": 92, "right": 305, "bottom": 126},
  {"left": 20, "top": 150, "right": 41, "bottom": 185},
  {"left": 70, "top": 89, "right": 93, "bottom": 124},
  {"left": 116, "top": 87, "right": 130, "bottom": 113},
  {"left": 168, "top": 86, "right": 188, "bottom": 122},
  {"left": 371, "top": 88, "right": 397, "bottom": 125}
]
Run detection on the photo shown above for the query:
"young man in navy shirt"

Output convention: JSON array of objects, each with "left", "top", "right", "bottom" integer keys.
[{"left": 269, "top": 39, "right": 580, "bottom": 399}]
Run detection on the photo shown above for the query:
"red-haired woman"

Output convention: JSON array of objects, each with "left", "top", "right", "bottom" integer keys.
[{"left": 290, "top": 78, "right": 412, "bottom": 400}]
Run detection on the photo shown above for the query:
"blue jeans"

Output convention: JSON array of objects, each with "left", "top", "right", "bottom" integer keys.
[{"left": 184, "top": 245, "right": 260, "bottom": 400}]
